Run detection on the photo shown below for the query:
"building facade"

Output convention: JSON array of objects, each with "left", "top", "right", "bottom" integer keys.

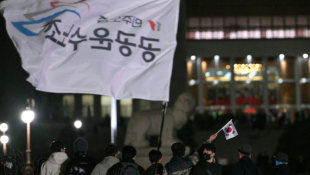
[{"left": 186, "top": 0, "right": 310, "bottom": 121}]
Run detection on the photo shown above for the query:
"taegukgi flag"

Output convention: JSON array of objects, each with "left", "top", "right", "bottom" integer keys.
[
  {"left": 219, "top": 120, "right": 238, "bottom": 140},
  {"left": 0, "top": 0, "right": 180, "bottom": 101}
]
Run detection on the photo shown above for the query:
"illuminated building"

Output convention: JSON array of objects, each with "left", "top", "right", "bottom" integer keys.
[{"left": 186, "top": 0, "right": 310, "bottom": 119}]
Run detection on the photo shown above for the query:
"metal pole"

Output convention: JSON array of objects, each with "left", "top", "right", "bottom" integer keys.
[
  {"left": 295, "top": 56, "right": 301, "bottom": 112},
  {"left": 153, "top": 102, "right": 168, "bottom": 175},
  {"left": 262, "top": 56, "right": 269, "bottom": 114},
  {"left": 25, "top": 122, "right": 32, "bottom": 175},
  {"left": 3, "top": 143, "right": 6, "bottom": 155},
  {"left": 230, "top": 57, "right": 236, "bottom": 116},
  {"left": 197, "top": 57, "right": 204, "bottom": 114},
  {"left": 111, "top": 97, "right": 117, "bottom": 144}
]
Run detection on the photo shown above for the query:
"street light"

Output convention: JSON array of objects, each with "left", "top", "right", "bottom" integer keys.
[
  {"left": 0, "top": 135, "right": 9, "bottom": 155},
  {"left": 74, "top": 120, "right": 82, "bottom": 129},
  {"left": 0, "top": 123, "right": 8, "bottom": 133},
  {"left": 0, "top": 123, "right": 8, "bottom": 155},
  {"left": 21, "top": 99, "right": 35, "bottom": 175},
  {"left": 74, "top": 120, "right": 82, "bottom": 137}
]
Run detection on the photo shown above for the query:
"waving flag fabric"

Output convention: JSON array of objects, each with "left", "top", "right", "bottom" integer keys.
[
  {"left": 222, "top": 120, "right": 238, "bottom": 140},
  {"left": 1, "top": 0, "right": 180, "bottom": 101}
]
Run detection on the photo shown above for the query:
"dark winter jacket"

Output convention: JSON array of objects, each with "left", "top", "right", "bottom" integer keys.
[
  {"left": 65, "top": 151, "right": 97, "bottom": 175},
  {"left": 106, "top": 159, "right": 145, "bottom": 175},
  {"left": 272, "top": 164, "right": 292, "bottom": 175},
  {"left": 143, "top": 163, "right": 163, "bottom": 175},
  {"left": 163, "top": 156, "right": 193, "bottom": 175},
  {"left": 190, "top": 160, "right": 222, "bottom": 175},
  {"left": 229, "top": 156, "right": 261, "bottom": 175}
]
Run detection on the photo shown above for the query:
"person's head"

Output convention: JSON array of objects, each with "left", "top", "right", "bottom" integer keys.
[
  {"left": 122, "top": 145, "right": 137, "bottom": 161},
  {"left": 49, "top": 141, "right": 66, "bottom": 153},
  {"left": 74, "top": 137, "right": 88, "bottom": 152},
  {"left": 0, "top": 156, "right": 13, "bottom": 169},
  {"left": 171, "top": 142, "right": 185, "bottom": 157},
  {"left": 199, "top": 144, "right": 216, "bottom": 161},
  {"left": 238, "top": 144, "right": 252, "bottom": 159},
  {"left": 274, "top": 153, "right": 288, "bottom": 166},
  {"left": 148, "top": 150, "right": 162, "bottom": 164},
  {"left": 104, "top": 144, "right": 118, "bottom": 157}
]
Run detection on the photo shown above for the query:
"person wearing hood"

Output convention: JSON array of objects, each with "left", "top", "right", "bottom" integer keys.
[
  {"left": 41, "top": 141, "right": 69, "bottom": 175},
  {"left": 90, "top": 144, "right": 119, "bottom": 175},
  {"left": 65, "top": 137, "right": 98, "bottom": 175}
]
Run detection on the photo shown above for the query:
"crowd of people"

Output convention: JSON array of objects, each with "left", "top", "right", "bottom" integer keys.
[{"left": 0, "top": 135, "right": 294, "bottom": 175}]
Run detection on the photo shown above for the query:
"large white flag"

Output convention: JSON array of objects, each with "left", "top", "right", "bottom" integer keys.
[
  {"left": 217, "top": 120, "right": 238, "bottom": 140},
  {"left": 1, "top": 0, "right": 180, "bottom": 101}
]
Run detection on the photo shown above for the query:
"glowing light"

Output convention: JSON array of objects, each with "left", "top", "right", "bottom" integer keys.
[
  {"left": 303, "top": 53, "right": 308, "bottom": 59},
  {"left": 74, "top": 120, "right": 82, "bottom": 129},
  {"left": 205, "top": 72, "right": 211, "bottom": 77},
  {"left": 278, "top": 78, "right": 283, "bottom": 84},
  {"left": 213, "top": 80, "right": 219, "bottom": 85},
  {"left": 279, "top": 54, "right": 285, "bottom": 61},
  {"left": 233, "top": 63, "right": 262, "bottom": 75},
  {"left": 224, "top": 72, "right": 231, "bottom": 78},
  {"left": 0, "top": 135, "right": 9, "bottom": 144},
  {"left": 216, "top": 71, "right": 223, "bottom": 75},
  {"left": 21, "top": 110, "right": 35, "bottom": 123},
  {"left": 300, "top": 78, "right": 307, "bottom": 84},
  {"left": 0, "top": 123, "right": 8, "bottom": 132},
  {"left": 247, "top": 55, "right": 252, "bottom": 62},
  {"left": 190, "top": 55, "right": 196, "bottom": 60},
  {"left": 214, "top": 55, "right": 220, "bottom": 61},
  {"left": 248, "top": 72, "right": 256, "bottom": 78},
  {"left": 189, "top": 79, "right": 196, "bottom": 86}
]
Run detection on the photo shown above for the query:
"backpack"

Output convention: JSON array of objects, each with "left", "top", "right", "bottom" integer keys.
[{"left": 121, "top": 162, "right": 140, "bottom": 175}]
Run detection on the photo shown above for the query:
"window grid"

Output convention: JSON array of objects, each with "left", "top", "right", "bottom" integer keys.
[{"left": 187, "top": 16, "right": 310, "bottom": 40}]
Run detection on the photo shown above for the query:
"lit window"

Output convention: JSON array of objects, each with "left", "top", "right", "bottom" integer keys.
[{"left": 186, "top": 15, "right": 310, "bottom": 40}]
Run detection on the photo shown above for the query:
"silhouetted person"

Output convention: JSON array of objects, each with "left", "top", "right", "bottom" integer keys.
[
  {"left": 65, "top": 137, "right": 97, "bottom": 175},
  {"left": 107, "top": 145, "right": 144, "bottom": 175},
  {"left": 272, "top": 153, "right": 291, "bottom": 175},
  {"left": 229, "top": 144, "right": 262, "bottom": 175},
  {"left": 143, "top": 150, "right": 163, "bottom": 175},
  {"left": 163, "top": 142, "right": 193, "bottom": 175},
  {"left": 296, "top": 155, "right": 306, "bottom": 174},
  {"left": 41, "top": 141, "right": 69, "bottom": 175},
  {"left": 190, "top": 143, "right": 222, "bottom": 175},
  {"left": 0, "top": 155, "right": 14, "bottom": 174},
  {"left": 91, "top": 144, "right": 119, "bottom": 175},
  {"left": 34, "top": 158, "right": 48, "bottom": 175}
]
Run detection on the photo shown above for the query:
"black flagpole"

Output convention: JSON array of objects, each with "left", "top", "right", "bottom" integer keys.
[{"left": 153, "top": 101, "right": 168, "bottom": 175}]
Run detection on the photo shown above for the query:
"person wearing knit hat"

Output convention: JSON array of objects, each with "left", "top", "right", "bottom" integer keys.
[
  {"left": 229, "top": 144, "right": 262, "bottom": 175},
  {"left": 65, "top": 138, "right": 98, "bottom": 175},
  {"left": 74, "top": 137, "right": 88, "bottom": 152}
]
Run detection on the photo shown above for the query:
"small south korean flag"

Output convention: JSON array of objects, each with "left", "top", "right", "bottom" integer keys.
[{"left": 222, "top": 120, "right": 238, "bottom": 140}]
